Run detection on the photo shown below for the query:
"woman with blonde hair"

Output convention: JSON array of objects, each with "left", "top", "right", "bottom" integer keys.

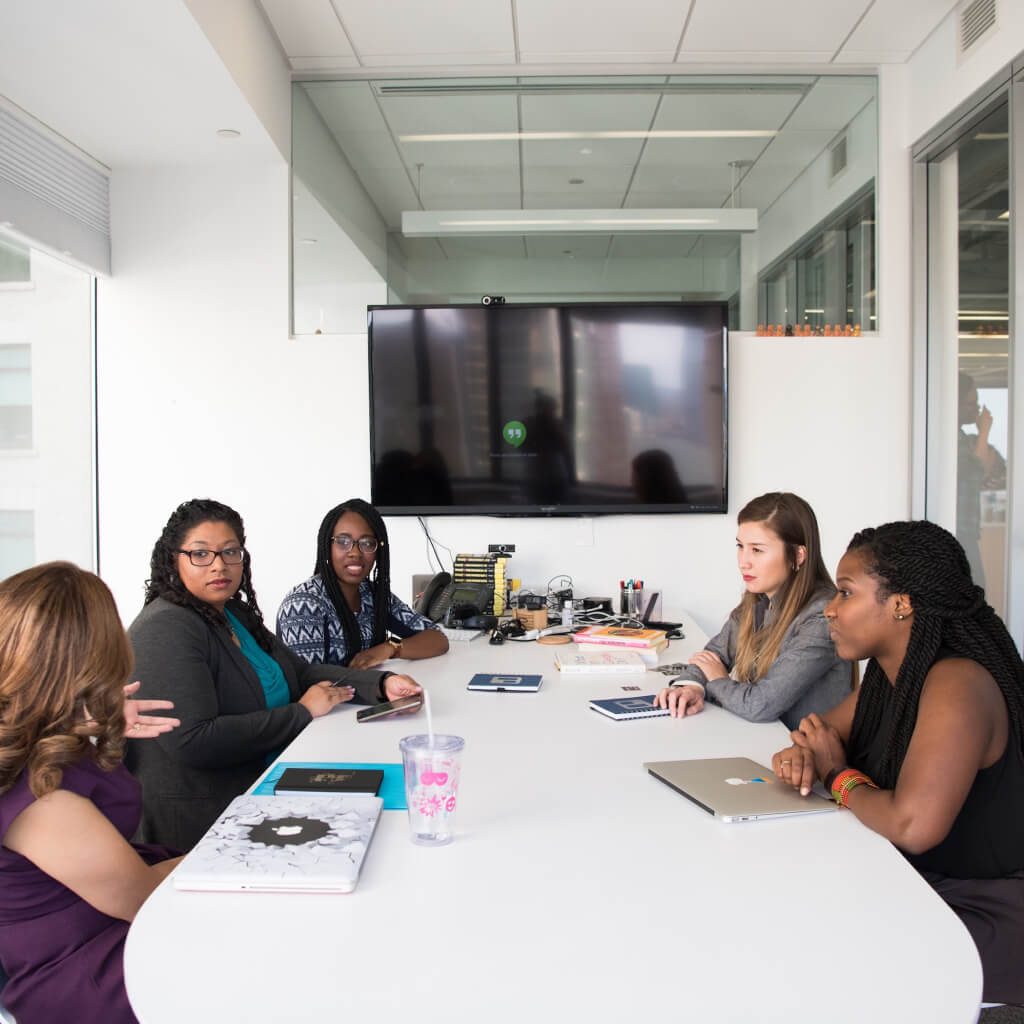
[
  {"left": 0, "top": 561, "right": 181, "bottom": 1024},
  {"left": 654, "top": 492, "right": 849, "bottom": 729}
]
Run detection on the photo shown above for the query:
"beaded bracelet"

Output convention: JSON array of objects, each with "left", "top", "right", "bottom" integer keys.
[{"left": 830, "top": 767, "right": 879, "bottom": 807}]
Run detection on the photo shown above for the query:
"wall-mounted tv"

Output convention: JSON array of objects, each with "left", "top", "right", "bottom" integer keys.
[{"left": 368, "top": 302, "right": 727, "bottom": 517}]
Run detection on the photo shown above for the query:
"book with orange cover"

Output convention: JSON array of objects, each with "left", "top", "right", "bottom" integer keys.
[{"left": 573, "top": 625, "right": 668, "bottom": 649}]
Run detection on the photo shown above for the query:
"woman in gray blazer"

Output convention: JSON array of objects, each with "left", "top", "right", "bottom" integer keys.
[
  {"left": 654, "top": 492, "right": 851, "bottom": 730},
  {"left": 126, "top": 498, "right": 422, "bottom": 851}
]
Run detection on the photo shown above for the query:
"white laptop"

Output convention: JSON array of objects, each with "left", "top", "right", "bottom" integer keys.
[
  {"left": 173, "top": 793, "right": 383, "bottom": 894},
  {"left": 643, "top": 756, "right": 837, "bottom": 823}
]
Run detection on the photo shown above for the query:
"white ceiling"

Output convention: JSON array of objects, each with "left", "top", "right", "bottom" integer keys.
[
  {"left": 259, "top": 0, "right": 958, "bottom": 71},
  {"left": 262, "top": 0, "right": 954, "bottom": 265}
]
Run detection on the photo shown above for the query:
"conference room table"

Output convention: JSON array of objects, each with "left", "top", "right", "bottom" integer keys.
[{"left": 125, "top": 613, "right": 983, "bottom": 1023}]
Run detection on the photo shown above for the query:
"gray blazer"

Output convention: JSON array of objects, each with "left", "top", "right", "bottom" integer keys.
[
  {"left": 672, "top": 587, "right": 851, "bottom": 730},
  {"left": 125, "top": 596, "right": 387, "bottom": 851}
]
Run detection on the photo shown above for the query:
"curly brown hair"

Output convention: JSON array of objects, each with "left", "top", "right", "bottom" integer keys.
[{"left": 0, "top": 561, "right": 131, "bottom": 798}]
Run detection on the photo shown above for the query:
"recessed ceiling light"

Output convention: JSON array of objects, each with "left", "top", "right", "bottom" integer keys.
[
  {"left": 300, "top": 238, "right": 318, "bottom": 245},
  {"left": 580, "top": 147, "right": 593, "bottom": 155},
  {"left": 216, "top": 128, "right": 241, "bottom": 139},
  {"left": 569, "top": 178, "right": 584, "bottom": 185}
]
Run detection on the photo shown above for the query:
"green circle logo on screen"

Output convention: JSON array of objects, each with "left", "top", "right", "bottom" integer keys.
[{"left": 502, "top": 421, "right": 526, "bottom": 447}]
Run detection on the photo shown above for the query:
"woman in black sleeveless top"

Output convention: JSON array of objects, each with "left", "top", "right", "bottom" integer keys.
[{"left": 772, "top": 520, "right": 1024, "bottom": 1006}]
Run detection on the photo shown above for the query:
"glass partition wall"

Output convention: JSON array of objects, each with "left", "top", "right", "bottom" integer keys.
[
  {"left": 290, "top": 74, "right": 877, "bottom": 335},
  {"left": 915, "top": 64, "right": 1024, "bottom": 641}
]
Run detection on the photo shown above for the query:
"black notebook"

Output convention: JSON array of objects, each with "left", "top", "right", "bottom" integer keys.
[{"left": 274, "top": 767, "right": 384, "bottom": 796}]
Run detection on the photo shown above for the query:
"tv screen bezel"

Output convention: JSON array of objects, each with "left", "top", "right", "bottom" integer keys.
[{"left": 367, "top": 300, "right": 729, "bottom": 518}]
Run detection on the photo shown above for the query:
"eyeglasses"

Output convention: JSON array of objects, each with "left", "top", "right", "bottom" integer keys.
[
  {"left": 331, "top": 534, "right": 379, "bottom": 554},
  {"left": 178, "top": 547, "right": 245, "bottom": 567}
]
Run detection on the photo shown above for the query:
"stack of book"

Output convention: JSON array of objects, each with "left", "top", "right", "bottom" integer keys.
[
  {"left": 554, "top": 647, "right": 648, "bottom": 674},
  {"left": 572, "top": 624, "right": 668, "bottom": 665},
  {"left": 452, "top": 553, "right": 509, "bottom": 615}
]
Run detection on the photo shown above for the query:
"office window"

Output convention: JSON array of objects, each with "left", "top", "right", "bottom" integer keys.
[
  {"left": 757, "top": 187, "right": 876, "bottom": 333},
  {"left": 0, "top": 344, "right": 31, "bottom": 448},
  {"left": 0, "top": 245, "right": 95, "bottom": 574},
  {"left": 0, "top": 509, "right": 34, "bottom": 579}
]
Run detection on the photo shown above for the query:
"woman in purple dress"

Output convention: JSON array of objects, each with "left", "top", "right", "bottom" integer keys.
[{"left": 0, "top": 561, "right": 182, "bottom": 1024}]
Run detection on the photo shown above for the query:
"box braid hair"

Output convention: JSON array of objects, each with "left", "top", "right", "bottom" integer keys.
[
  {"left": 144, "top": 498, "right": 274, "bottom": 654},
  {"left": 313, "top": 498, "right": 391, "bottom": 667},
  {"left": 846, "top": 519, "right": 1024, "bottom": 789}
]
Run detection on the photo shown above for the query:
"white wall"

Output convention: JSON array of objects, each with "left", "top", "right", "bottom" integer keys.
[
  {"left": 757, "top": 95, "right": 878, "bottom": 273},
  {"left": 907, "top": 5, "right": 1024, "bottom": 145},
  {"left": 95, "top": 151, "right": 911, "bottom": 638}
]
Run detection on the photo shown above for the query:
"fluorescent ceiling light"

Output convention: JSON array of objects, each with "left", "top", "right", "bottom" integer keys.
[
  {"left": 402, "top": 208, "right": 757, "bottom": 236},
  {"left": 399, "top": 130, "right": 777, "bottom": 143}
]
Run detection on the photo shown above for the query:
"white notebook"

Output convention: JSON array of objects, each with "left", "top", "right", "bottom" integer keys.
[{"left": 173, "top": 793, "right": 383, "bottom": 894}]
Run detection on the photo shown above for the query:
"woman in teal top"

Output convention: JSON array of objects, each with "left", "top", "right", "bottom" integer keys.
[{"left": 126, "top": 498, "right": 423, "bottom": 850}]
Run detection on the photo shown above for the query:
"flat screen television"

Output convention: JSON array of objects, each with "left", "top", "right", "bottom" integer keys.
[{"left": 367, "top": 302, "right": 727, "bottom": 516}]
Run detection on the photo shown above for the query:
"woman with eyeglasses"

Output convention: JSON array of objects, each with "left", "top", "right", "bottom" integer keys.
[
  {"left": 125, "top": 498, "right": 422, "bottom": 850},
  {"left": 277, "top": 498, "right": 449, "bottom": 670}
]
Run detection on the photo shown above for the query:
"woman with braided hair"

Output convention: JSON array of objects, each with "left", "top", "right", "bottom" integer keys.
[
  {"left": 773, "top": 520, "right": 1024, "bottom": 1004},
  {"left": 126, "top": 498, "right": 422, "bottom": 850},
  {"left": 277, "top": 498, "right": 448, "bottom": 670}
]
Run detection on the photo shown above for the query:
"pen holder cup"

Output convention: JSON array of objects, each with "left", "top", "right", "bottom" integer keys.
[{"left": 620, "top": 588, "right": 644, "bottom": 618}]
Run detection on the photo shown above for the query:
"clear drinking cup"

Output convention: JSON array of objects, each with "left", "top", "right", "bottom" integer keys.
[{"left": 399, "top": 734, "right": 465, "bottom": 846}]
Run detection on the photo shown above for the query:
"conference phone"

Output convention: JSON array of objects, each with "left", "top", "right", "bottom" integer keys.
[{"left": 414, "top": 572, "right": 493, "bottom": 628}]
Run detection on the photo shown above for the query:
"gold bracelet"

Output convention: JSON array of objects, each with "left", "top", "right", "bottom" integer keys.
[{"left": 388, "top": 637, "right": 403, "bottom": 657}]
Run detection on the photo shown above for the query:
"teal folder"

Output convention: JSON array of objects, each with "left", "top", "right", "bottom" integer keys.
[{"left": 254, "top": 761, "right": 406, "bottom": 809}]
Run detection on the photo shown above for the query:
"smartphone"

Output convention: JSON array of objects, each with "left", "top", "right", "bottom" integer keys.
[{"left": 356, "top": 694, "right": 423, "bottom": 722}]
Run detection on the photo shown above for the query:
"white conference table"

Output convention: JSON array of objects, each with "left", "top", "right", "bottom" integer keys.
[{"left": 125, "top": 613, "right": 982, "bottom": 1023}]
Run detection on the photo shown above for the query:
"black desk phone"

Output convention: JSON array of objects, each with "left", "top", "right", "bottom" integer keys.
[{"left": 414, "top": 572, "right": 493, "bottom": 626}]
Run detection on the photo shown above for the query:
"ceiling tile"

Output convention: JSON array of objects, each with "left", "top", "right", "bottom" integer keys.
[
  {"left": 436, "top": 237, "right": 530, "bottom": 259},
  {"left": 654, "top": 91, "right": 804, "bottom": 132},
  {"left": 516, "top": 0, "right": 688, "bottom": 60},
  {"left": 525, "top": 235, "right": 612, "bottom": 258},
  {"left": 519, "top": 138, "right": 646, "bottom": 170},
  {"left": 304, "top": 81, "right": 384, "bottom": 131},
  {"left": 258, "top": 0, "right": 355, "bottom": 60},
  {"left": 520, "top": 92, "right": 660, "bottom": 132},
  {"left": 524, "top": 163, "right": 633, "bottom": 194},
  {"left": 784, "top": 80, "right": 876, "bottom": 131},
  {"left": 331, "top": 0, "right": 514, "bottom": 61},
  {"left": 381, "top": 93, "right": 518, "bottom": 134},
  {"left": 681, "top": 0, "right": 868, "bottom": 55},
  {"left": 838, "top": 0, "right": 958, "bottom": 59},
  {"left": 290, "top": 55, "right": 363, "bottom": 70},
  {"left": 523, "top": 191, "right": 628, "bottom": 208}
]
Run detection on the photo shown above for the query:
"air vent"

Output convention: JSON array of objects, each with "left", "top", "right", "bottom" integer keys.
[
  {"left": 829, "top": 134, "right": 848, "bottom": 180},
  {"left": 958, "top": 0, "right": 997, "bottom": 55}
]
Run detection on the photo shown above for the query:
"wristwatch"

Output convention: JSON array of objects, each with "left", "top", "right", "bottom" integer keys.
[{"left": 387, "top": 637, "right": 403, "bottom": 658}]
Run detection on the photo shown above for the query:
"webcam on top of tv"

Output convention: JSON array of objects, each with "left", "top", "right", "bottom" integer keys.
[{"left": 481, "top": 295, "right": 506, "bottom": 305}]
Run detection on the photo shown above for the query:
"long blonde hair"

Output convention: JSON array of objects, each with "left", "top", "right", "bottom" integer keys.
[
  {"left": 0, "top": 561, "right": 131, "bottom": 797},
  {"left": 731, "top": 493, "right": 834, "bottom": 683}
]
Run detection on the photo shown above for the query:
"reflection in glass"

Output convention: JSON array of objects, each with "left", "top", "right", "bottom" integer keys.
[{"left": 953, "top": 107, "right": 1009, "bottom": 612}]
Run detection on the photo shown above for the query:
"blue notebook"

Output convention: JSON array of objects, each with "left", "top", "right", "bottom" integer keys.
[
  {"left": 589, "top": 695, "right": 669, "bottom": 720},
  {"left": 254, "top": 762, "right": 406, "bottom": 809},
  {"left": 467, "top": 673, "right": 543, "bottom": 692}
]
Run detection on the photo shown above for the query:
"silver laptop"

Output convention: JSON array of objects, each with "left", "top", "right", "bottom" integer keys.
[
  {"left": 173, "top": 793, "right": 383, "bottom": 893},
  {"left": 644, "top": 756, "right": 837, "bottom": 822}
]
